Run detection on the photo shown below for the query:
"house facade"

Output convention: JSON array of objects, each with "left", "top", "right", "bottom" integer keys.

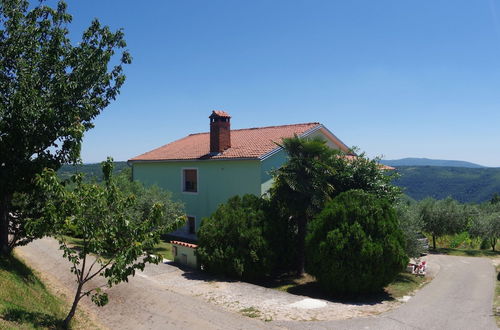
[{"left": 128, "top": 111, "right": 349, "bottom": 241}]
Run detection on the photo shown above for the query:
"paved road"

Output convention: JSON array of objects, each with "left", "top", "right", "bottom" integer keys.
[
  {"left": 17, "top": 238, "right": 277, "bottom": 330},
  {"left": 17, "top": 239, "right": 498, "bottom": 330},
  {"left": 276, "top": 254, "right": 498, "bottom": 330}
]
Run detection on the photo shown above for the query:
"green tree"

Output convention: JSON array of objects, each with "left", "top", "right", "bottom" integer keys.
[
  {"left": 395, "top": 197, "right": 425, "bottom": 258},
  {"left": 270, "top": 136, "right": 334, "bottom": 275},
  {"left": 470, "top": 203, "right": 500, "bottom": 251},
  {"left": 270, "top": 137, "right": 400, "bottom": 275},
  {"left": 0, "top": 0, "right": 130, "bottom": 255},
  {"left": 31, "top": 159, "right": 185, "bottom": 327},
  {"left": 420, "top": 197, "right": 466, "bottom": 249},
  {"left": 306, "top": 190, "right": 407, "bottom": 294},
  {"left": 326, "top": 150, "right": 401, "bottom": 203},
  {"left": 196, "top": 195, "right": 271, "bottom": 281}
]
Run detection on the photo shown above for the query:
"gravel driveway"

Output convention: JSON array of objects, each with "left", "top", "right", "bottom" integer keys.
[{"left": 16, "top": 238, "right": 498, "bottom": 329}]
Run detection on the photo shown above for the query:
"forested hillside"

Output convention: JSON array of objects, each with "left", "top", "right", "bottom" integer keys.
[
  {"left": 393, "top": 166, "right": 500, "bottom": 203},
  {"left": 58, "top": 161, "right": 128, "bottom": 181}
]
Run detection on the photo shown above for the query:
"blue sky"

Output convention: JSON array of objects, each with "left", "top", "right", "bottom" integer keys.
[{"left": 63, "top": 0, "right": 500, "bottom": 166}]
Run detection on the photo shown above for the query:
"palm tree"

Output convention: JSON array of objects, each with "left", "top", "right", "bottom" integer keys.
[{"left": 270, "top": 136, "right": 335, "bottom": 275}]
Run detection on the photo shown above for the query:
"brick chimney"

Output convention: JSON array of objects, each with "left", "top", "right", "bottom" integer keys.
[{"left": 209, "top": 110, "right": 231, "bottom": 153}]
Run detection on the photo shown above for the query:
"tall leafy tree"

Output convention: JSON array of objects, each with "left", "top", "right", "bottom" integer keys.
[
  {"left": 395, "top": 197, "right": 425, "bottom": 258},
  {"left": 270, "top": 136, "right": 400, "bottom": 275},
  {"left": 470, "top": 203, "right": 500, "bottom": 251},
  {"left": 32, "top": 159, "right": 185, "bottom": 328},
  {"left": 0, "top": 0, "right": 131, "bottom": 255},
  {"left": 270, "top": 136, "right": 334, "bottom": 275}
]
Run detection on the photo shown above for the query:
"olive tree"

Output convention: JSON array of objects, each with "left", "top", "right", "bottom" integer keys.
[
  {"left": 395, "top": 197, "right": 425, "bottom": 258},
  {"left": 0, "top": 0, "right": 130, "bottom": 255},
  {"left": 420, "top": 197, "right": 466, "bottom": 250},
  {"left": 31, "top": 159, "right": 185, "bottom": 327}
]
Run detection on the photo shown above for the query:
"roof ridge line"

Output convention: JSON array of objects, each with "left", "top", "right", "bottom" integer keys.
[{"left": 188, "top": 122, "right": 321, "bottom": 136}]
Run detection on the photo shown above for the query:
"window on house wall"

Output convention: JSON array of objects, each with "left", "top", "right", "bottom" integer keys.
[
  {"left": 183, "top": 169, "right": 197, "bottom": 193},
  {"left": 187, "top": 216, "right": 195, "bottom": 234}
]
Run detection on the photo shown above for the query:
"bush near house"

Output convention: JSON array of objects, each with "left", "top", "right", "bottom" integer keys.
[
  {"left": 306, "top": 190, "right": 408, "bottom": 295},
  {"left": 196, "top": 195, "right": 272, "bottom": 281}
]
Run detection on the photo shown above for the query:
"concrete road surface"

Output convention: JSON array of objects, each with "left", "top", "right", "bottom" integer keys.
[
  {"left": 17, "top": 239, "right": 498, "bottom": 330},
  {"left": 276, "top": 254, "right": 498, "bottom": 330}
]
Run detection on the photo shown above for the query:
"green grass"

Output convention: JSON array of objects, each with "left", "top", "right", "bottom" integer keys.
[
  {"left": 431, "top": 247, "right": 500, "bottom": 258},
  {"left": 0, "top": 253, "right": 98, "bottom": 329},
  {"left": 149, "top": 241, "right": 173, "bottom": 261},
  {"left": 385, "top": 273, "right": 428, "bottom": 298},
  {"left": 63, "top": 236, "right": 173, "bottom": 261}
]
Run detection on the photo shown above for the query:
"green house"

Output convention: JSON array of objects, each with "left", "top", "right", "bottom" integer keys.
[{"left": 128, "top": 110, "right": 349, "bottom": 242}]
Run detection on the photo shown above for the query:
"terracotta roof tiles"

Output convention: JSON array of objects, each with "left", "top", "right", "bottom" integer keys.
[
  {"left": 171, "top": 240, "right": 198, "bottom": 249},
  {"left": 130, "top": 122, "right": 322, "bottom": 162}
]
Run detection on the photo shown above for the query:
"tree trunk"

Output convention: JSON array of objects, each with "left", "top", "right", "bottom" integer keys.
[
  {"left": 0, "top": 194, "right": 11, "bottom": 256},
  {"left": 492, "top": 238, "right": 497, "bottom": 252},
  {"left": 432, "top": 235, "right": 436, "bottom": 250},
  {"left": 63, "top": 281, "right": 83, "bottom": 329},
  {"left": 296, "top": 216, "right": 306, "bottom": 276}
]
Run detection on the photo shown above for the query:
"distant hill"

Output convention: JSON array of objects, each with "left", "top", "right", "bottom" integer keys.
[
  {"left": 393, "top": 166, "right": 500, "bottom": 203},
  {"left": 380, "top": 158, "right": 485, "bottom": 168},
  {"left": 58, "top": 161, "right": 128, "bottom": 182}
]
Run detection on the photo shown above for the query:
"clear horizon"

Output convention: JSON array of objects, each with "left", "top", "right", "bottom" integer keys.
[{"left": 55, "top": 0, "right": 500, "bottom": 167}]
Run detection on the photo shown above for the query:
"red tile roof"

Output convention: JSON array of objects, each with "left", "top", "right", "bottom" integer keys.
[
  {"left": 130, "top": 122, "right": 324, "bottom": 161},
  {"left": 171, "top": 240, "right": 198, "bottom": 249}
]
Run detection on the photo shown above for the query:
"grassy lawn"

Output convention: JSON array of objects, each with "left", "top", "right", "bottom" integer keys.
[
  {"left": 0, "top": 253, "right": 97, "bottom": 329},
  {"left": 385, "top": 272, "right": 428, "bottom": 298},
  {"left": 259, "top": 271, "right": 427, "bottom": 303},
  {"left": 63, "top": 236, "right": 174, "bottom": 261},
  {"left": 150, "top": 240, "right": 173, "bottom": 261}
]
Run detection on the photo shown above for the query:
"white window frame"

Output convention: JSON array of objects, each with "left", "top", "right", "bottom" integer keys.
[{"left": 181, "top": 167, "right": 199, "bottom": 194}]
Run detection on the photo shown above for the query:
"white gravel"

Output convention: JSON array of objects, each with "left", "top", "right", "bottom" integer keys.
[{"left": 288, "top": 298, "right": 328, "bottom": 309}]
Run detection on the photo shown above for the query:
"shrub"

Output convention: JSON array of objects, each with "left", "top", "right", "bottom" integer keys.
[
  {"left": 306, "top": 190, "right": 408, "bottom": 295},
  {"left": 196, "top": 195, "right": 271, "bottom": 281}
]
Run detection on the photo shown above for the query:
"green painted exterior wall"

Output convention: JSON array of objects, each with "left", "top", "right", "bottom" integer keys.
[
  {"left": 260, "top": 150, "right": 287, "bottom": 195},
  {"left": 132, "top": 129, "right": 339, "bottom": 238},
  {"left": 133, "top": 160, "right": 261, "bottom": 231}
]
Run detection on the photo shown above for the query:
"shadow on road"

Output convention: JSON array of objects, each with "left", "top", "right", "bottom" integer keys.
[{"left": 175, "top": 261, "right": 394, "bottom": 306}]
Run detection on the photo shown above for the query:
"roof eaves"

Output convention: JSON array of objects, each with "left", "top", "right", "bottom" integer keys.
[
  {"left": 318, "top": 125, "right": 351, "bottom": 153},
  {"left": 128, "top": 157, "right": 261, "bottom": 164},
  {"left": 259, "top": 124, "right": 322, "bottom": 161}
]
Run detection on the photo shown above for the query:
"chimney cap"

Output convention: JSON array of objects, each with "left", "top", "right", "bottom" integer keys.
[{"left": 209, "top": 110, "right": 231, "bottom": 118}]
